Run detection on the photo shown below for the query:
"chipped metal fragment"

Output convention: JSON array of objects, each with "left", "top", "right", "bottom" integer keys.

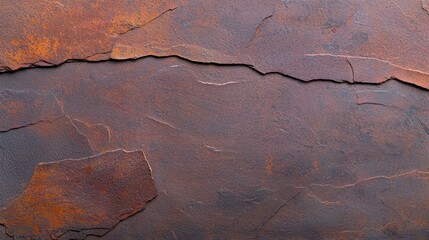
[{"left": 0, "top": 150, "right": 157, "bottom": 240}]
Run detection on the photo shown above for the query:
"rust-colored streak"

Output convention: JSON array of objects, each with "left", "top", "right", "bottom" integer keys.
[{"left": 0, "top": 150, "right": 157, "bottom": 240}]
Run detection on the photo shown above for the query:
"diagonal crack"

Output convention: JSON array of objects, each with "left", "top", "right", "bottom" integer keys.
[
  {"left": 256, "top": 191, "right": 301, "bottom": 239},
  {"left": 417, "top": 118, "right": 429, "bottom": 135},
  {"left": 116, "top": 6, "right": 178, "bottom": 36},
  {"left": 245, "top": 13, "right": 274, "bottom": 49},
  {"left": 422, "top": 0, "right": 429, "bottom": 15},
  {"left": 0, "top": 118, "right": 57, "bottom": 134}
]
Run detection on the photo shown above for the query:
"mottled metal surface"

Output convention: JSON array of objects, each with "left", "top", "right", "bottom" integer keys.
[
  {"left": 0, "top": 0, "right": 429, "bottom": 239},
  {"left": 2, "top": 0, "right": 429, "bottom": 89},
  {"left": 0, "top": 150, "right": 156, "bottom": 240},
  {"left": 0, "top": 90, "right": 63, "bottom": 131},
  {"left": 0, "top": 115, "right": 94, "bottom": 208},
  {"left": 0, "top": 57, "right": 427, "bottom": 239},
  {"left": 0, "top": 0, "right": 178, "bottom": 71}
]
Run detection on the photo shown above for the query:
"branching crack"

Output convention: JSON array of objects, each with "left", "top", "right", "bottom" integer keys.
[
  {"left": 67, "top": 116, "right": 96, "bottom": 153},
  {"left": 73, "top": 118, "right": 113, "bottom": 143}
]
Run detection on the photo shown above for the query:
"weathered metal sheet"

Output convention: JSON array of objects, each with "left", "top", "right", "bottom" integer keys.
[
  {"left": 0, "top": 0, "right": 428, "bottom": 239},
  {"left": 2, "top": 0, "right": 429, "bottom": 89},
  {"left": 0, "top": 57, "right": 427, "bottom": 239}
]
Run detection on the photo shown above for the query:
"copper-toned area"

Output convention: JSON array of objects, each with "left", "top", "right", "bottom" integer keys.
[
  {"left": 1, "top": 0, "right": 429, "bottom": 239},
  {"left": 71, "top": 119, "right": 113, "bottom": 153},
  {"left": 0, "top": 0, "right": 177, "bottom": 71},
  {"left": 0, "top": 115, "right": 95, "bottom": 209},
  {"left": 0, "top": 150, "right": 156, "bottom": 240},
  {"left": 0, "top": 89, "right": 94, "bottom": 208},
  {"left": 2, "top": 0, "right": 429, "bottom": 89}
]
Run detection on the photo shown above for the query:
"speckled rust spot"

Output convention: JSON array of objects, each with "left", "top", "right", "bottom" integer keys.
[{"left": 0, "top": 150, "right": 156, "bottom": 240}]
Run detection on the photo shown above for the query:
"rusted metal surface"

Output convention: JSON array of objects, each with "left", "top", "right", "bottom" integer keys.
[
  {"left": 0, "top": 90, "right": 63, "bottom": 131},
  {"left": 0, "top": 90, "right": 94, "bottom": 208},
  {"left": 0, "top": 150, "right": 156, "bottom": 240},
  {"left": 2, "top": 0, "right": 429, "bottom": 89},
  {"left": 0, "top": 0, "right": 178, "bottom": 71},
  {"left": 0, "top": 0, "right": 429, "bottom": 239},
  {"left": 0, "top": 115, "right": 94, "bottom": 208},
  {"left": 0, "top": 57, "right": 428, "bottom": 239}
]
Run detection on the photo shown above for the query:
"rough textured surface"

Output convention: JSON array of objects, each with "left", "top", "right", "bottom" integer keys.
[
  {"left": 2, "top": 0, "right": 429, "bottom": 89},
  {"left": 0, "top": 90, "right": 63, "bottom": 131},
  {"left": 0, "top": 0, "right": 429, "bottom": 239},
  {"left": 0, "top": 115, "right": 94, "bottom": 208},
  {"left": 0, "top": 89, "right": 94, "bottom": 208},
  {"left": 0, "top": 150, "right": 156, "bottom": 240},
  {"left": 71, "top": 118, "right": 113, "bottom": 153},
  {"left": 0, "top": 0, "right": 178, "bottom": 71},
  {"left": 0, "top": 57, "right": 427, "bottom": 239}
]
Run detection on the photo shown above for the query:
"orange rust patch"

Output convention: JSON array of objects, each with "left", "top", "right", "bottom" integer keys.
[
  {"left": 0, "top": 150, "right": 157, "bottom": 239},
  {"left": 265, "top": 155, "right": 274, "bottom": 175}
]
